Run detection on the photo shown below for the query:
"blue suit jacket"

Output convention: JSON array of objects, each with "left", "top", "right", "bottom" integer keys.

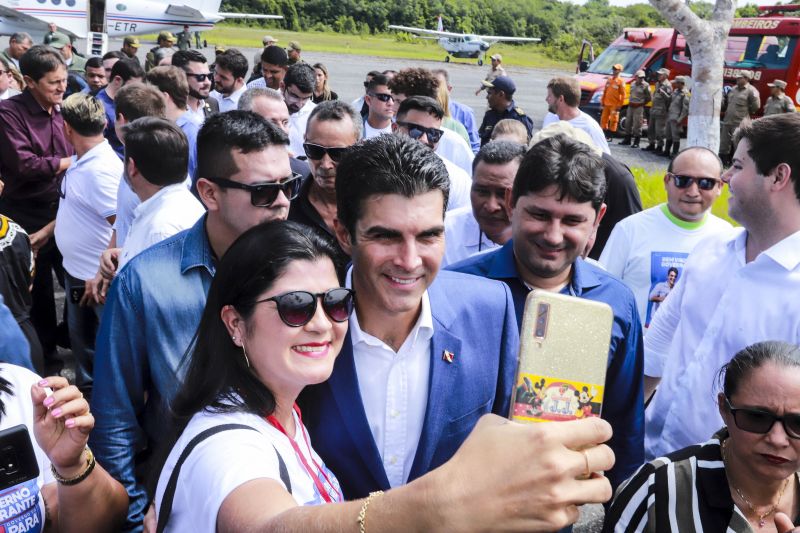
[{"left": 298, "top": 270, "right": 519, "bottom": 499}]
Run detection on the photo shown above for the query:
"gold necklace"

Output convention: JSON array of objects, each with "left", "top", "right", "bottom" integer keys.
[{"left": 722, "top": 439, "right": 791, "bottom": 528}]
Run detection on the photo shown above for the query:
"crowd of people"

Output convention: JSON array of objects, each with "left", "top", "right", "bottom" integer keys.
[{"left": 0, "top": 29, "right": 799, "bottom": 533}]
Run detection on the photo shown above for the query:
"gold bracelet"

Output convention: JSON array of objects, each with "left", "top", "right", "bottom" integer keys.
[
  {"left": 357, "top": 490, "right": 383, "bottom": 533},
  {"left": 51, "top": 446, "right": 95, "bottom": 486}
]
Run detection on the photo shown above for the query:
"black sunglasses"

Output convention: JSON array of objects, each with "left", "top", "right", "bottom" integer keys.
[
  {"left": 725, "top": 397, "right": 800, "bottom": 439},
  {"left": 668, "top": 173, "right": 720, "bottom": 191},
  {"left": 303, "top": 143, "right": 349, "bottom": 163},
  {"left": 369, "top": 92, "right": 394, "bottom": 103},
  {"left": 396, "top": 121, "right": 444, "bottom": 144},
  {"left": 186, "top": 73, "right": 212, "bottom": 82},
  {"left": 206, "top": 174, "right": 301, "bottom": 207},
  {"left": 255, "top": 288, "right": 355, "bottom": 327}
]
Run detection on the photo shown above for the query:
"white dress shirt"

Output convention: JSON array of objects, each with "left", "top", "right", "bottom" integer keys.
[
  {"left": 435, "top": 128, "right": 474, "bottom": 176},
  {"left": 119, "top": 183, "right": 204, "bottom": 269},
  {"left": 442, "top": 206, "right": 500, "bottom": 267},
  {"left": 289, "top": 99, "right": 316, "bottom": 158},
  {"left": 440, "top": 156, "right": 471, "bottom": 213},
  {"left": 644, "top": 228, "right": 800, "bottom": 459},
  {"left": 542, "top": 112, "right": 611, "bottom": 154},
  {"left": 347, "top": 270, "right": 434, "bottom": 488},
  {"left": 210, "top": 84, "right": 247, "bottom": 113}
]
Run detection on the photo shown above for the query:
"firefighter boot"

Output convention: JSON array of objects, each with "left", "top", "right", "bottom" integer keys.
[
  {"left": 632, "top": 136, "right": 641, "bottom": 148},
  {"left": 661, "top": 140, "right": 673, "bottom": 157},
  {"left": 619, "top": 135, "right": 632, "bottom": 145}
]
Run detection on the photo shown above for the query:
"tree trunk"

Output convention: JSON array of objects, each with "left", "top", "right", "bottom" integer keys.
[{"left": 649, "top": 0, "right": 735, "bottom": 152}]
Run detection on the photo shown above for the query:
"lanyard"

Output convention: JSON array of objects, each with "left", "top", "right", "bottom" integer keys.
[{"left": 266, "top": 404, "right": 340, "bottom": 503}]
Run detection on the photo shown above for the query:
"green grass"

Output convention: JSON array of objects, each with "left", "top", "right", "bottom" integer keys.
[
  {"left": 144, "top": 25, "right": 572, "bottom": 69},
  {"left": 630, "top": 167, "right": 737, "bottom": 226}
]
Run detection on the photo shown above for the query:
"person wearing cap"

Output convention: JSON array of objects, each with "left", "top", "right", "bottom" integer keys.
[
  {"left": 763, "top": 79, "right": 796, "bottom": 116},
  {"left": 720, "top": 70, "right": 759, "bottom": 165},
  {"left": 49, "top": 32, "right": 87, "bottom": 75},
  {"left": 176, "top": 24, "right": 192, "bottom": 52},
  {"left": 145, "top": 31, "right": 175, "bottom": 72},
  {"left": 601, "top": 63, "right": 626, "bottom": 141},
  {"left": 477, "top": 76, "right": 533, "bottom": 147},
  {"left": 644, "top": 68, "right": 672, "bottom": 152},
  {"left": 251, "top": 35, "right": 279, "bottom": 79},
  {"left": 664, "top": 76, "right": 690, "bottom": 158},
  {"left": 121, "top": 36, "right": 140, "bottom": 64},
  {"left": 620, "top": 70, "right": 652, "bottom": 147},
  {"left": 475, "top": 53, "right": 506, "bottom": 95},
  {"left": 287, "top": 41, "right": 303, "bottom": 65}
]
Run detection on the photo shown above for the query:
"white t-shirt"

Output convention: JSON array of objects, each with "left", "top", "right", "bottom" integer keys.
[
  {"left": 0, "top": 364, "right": 55, "bottom": 533},
  {"left": 363, "top": 119, "right": 392, "bottom": 139},
  {"left": 542, "top": 111, "right": 611, "bottom": 154},
  {"left": 289, "top": 100, "right": 316, "bottom": 158},
  {"left": 599, "top": 204, "right": 732, "bottom": 327},
  {"left": 440, "top": 156, "right": 471, "bottom": 212},
  {"left": 435, "top": 128, "right": 474, "bottom": 176},
  {"left": 155, "top": 407, "right": 342, "bottom": 532},
  {"left": 442, "top": 206, "right": 501, "bottom": 267},
  {"left": 119, "top": 183, "right": 204, "bottom": 270},
  {"left": 55, "top": 140, "right": 122, "bottom": 280}
]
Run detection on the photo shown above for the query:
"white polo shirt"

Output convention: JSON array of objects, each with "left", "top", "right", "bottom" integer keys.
[{"left": 442, "top": 206, "right": 501, "bottom": 267}]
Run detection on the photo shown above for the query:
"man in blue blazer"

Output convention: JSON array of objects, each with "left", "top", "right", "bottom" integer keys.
[{"left": 299, "top": 134, "right": 519, "bottom": 499}]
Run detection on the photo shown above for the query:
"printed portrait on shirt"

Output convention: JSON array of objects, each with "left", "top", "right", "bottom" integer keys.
[{"left": 646, "top": 252, "right": 688, "bottom": 327}]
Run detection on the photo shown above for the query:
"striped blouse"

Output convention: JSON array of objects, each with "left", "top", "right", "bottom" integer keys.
[{"left": 603, "top": 428, "right": 799, "bottom": 532}]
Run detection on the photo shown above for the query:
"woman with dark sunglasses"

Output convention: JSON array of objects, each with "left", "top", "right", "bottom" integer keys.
[
  {"left": 604, "top": 341, "right": 800, "bottom": 533},
  {"left": 153, "top": 220, "right": 617, "bottom": 532}
]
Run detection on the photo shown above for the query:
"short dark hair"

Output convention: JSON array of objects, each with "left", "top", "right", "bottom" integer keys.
[
  {"left": 396, "top": 95, "right": 443, "bottom": 121},
  {"left": 307, "top": 100, "right": 362, "bottom": 140},
  {"left": 260, "top": 45, "right": 288, "bottom": 66},
  {"left": 110, "top": 58, "right": 144, "bottom": 83},
  {"left": 733, "top": 113, "right": 800, "bottom": 202},
  {"left": 123, "top": 117, "right": 188, "bottom": 186},
  {"left": 388, "top": 67, "right": 439, "bottom": 98},
  {"left": 512, "top": 134, "right": 607, "bottom": 212},
  {"left": 172, "top": 49, "right": 207, "bottom": 69},
  {"left": 19, "top": 45, "right": 66, "bottom": 81},
  {"left": 85, "top": 56, "right": 103, "bottom": 70},
  {"left": 366, "top": 74, "right": 390, "bottom": 92},
  {"left": 61, "top": 93, "right": 106, "bottom": 136},
  {"left": 472, "top": 141, "right": 526, "bottom": 173},
  {"left": 168, "top": 221, "right": 342, "bottom": 431},
  {"left": 718, "top": 341, "right": 800, "bottom": 399},
  {"left": 146, "top": 65, "right": 189, "bottom": 110},
  {"left": 102, "top": 50, "right": 126, "bottom": 62},
  {"left": 214, "top": 49, "right": 249, "bottom": 80},
  {"left": 336, "top": 134, "right": 450, "bottom": 236},
  {"left": 283, "top": 63, "right": 315, "bottom": 94},
  {"left": 196, "top": 111, "right": 288, "bottom": 182},
  {"left": 667, "top": 146, "right": 723, "bottom": 176},
  {"left": 10, "top": 33, "right": 32, "bottom": 45},
  {"left": 114, "top": 83, "right": 166, "bottom": 122},
  {"left": 547, "top": 77, "right": 581, "bottom": 108}
]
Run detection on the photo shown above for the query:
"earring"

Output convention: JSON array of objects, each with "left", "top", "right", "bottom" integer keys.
[
  {"left": 241, "top": 342, "right": 251, "bottom": 369},
  {"left": 231, "top": 335, "right": 237, "bottom": 342}
]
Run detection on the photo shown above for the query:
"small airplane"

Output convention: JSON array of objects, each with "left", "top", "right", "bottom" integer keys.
[
  {"left": 389, "top": 16, "right": 540, "bottom": 66},
  {"left": 0, "top": 0, "right": 281, "bottom": 40}
]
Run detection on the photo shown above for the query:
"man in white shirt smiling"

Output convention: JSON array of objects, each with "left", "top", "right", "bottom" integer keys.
[
  {"left": 299, "top": 134, "right": 519, "bottom": 499},
  {"left": 118, "top": 117, "right": 203, "bottom": 269},
  {"left": 644, "top": 113, "right": 800, "bottom": 460},
  {"left": 209, "top": 49, "right": 248, "bottom": 113}
]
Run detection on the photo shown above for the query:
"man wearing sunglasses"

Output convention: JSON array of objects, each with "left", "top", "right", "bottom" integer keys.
[
  {"left": 172, "top": 50, "right": 218, "bottom": 124},
  {"left": 393, "top": 96, "right": 471, "bottom": 212},
  {"left": 362, "top": 74, "right": 393, "bottom": 139},
  {"left": 282, "top": 62, "right": 317, "bottom": 158},
  {"left": 289, "top": 100, "right": 360, "bottom": 253},
  {"left": 299, "top": 134, "right": 519, "bottom": 503},
  {"left": 91, "top": 112, "right": 295, "bottom": 530},
  {"left": 600, "top": 147, "right": 732, "bottom": 329},
  {"left": 643, "top": 113, "right": 800, "bottom": 461}
]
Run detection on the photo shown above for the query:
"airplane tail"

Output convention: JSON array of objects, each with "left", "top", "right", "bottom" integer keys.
[
  {"left": 437, "top": 15, "right": 443, "bottom": 32},
  {"left": 192, "top": 0, "right": 224, "bottom": 14}
]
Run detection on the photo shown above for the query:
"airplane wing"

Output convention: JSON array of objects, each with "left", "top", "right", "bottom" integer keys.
[
  {"left": 479, "top": 35, "right": 541, "bottom": 44},
  {"left": 388, "top": 25, "right": 466, "bottom": 39},
  {"left": 0, "top": 4, "right": 54, "bottom": 32},
  {"left": 216, "top": 12, "right": 283, "bottom": 20}
]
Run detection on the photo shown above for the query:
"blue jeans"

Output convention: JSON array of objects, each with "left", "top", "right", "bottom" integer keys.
[{"left": 64, "top": 272, "right": 103, "bottom": 391}]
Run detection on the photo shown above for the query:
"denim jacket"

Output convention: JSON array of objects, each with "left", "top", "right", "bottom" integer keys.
[{"left": 90, "top": 216, "right": 214, "bottom": 531}]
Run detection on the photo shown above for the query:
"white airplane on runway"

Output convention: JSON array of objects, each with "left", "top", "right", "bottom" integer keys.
[
  {"left": 0, "top": 0, "right": 280, "bottom": 40},
  {"left": 389, "top": 16, "right": 539, "bottom": 66}
]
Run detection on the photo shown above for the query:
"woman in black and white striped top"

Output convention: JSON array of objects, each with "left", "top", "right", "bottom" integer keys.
[{"left": 604, "top": 341, "right": 800, "bottom": 533}]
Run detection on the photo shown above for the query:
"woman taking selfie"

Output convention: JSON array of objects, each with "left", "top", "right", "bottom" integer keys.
[{"left": 604, "top": 340, "right": 800, "bottom": 532}]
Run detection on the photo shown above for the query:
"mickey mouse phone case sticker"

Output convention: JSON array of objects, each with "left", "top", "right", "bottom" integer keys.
[{"left": 510, "top": 290, "right": 613, "bottom": 423}]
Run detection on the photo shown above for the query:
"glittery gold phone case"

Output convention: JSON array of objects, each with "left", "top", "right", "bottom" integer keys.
[{"left": 510, "top": 290, "right": 613, "bottom": 424}]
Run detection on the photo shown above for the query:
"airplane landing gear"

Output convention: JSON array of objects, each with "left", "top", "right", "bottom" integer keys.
[
  {"left": 477, "top": 58, "right": 483, "bottom": 66},
  {"left": 444, "top": 55, "right": 450, "bottom": 63}
]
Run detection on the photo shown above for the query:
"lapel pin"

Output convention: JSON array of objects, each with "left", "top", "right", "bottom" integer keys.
[{"left": 442, "top": 350, "right": 455, "bottom": 363}]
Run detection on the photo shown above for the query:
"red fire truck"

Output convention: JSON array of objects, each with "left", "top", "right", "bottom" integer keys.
[{"left": 576, "top": 6, "right": 800, "bottom": 124}]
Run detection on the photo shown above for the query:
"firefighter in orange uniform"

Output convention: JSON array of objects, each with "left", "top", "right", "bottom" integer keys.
[{"left": 600, "top": 63, "right": 626, "bottom": 141}]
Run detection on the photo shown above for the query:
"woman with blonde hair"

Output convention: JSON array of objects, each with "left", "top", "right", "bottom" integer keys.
[{"left": 312, "top": 63, "right": 338, "bottom": 104}]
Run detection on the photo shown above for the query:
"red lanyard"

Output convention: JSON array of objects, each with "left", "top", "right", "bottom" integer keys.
[{"left": 266, "top": 404, "right": 340, "bottom": 503}]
